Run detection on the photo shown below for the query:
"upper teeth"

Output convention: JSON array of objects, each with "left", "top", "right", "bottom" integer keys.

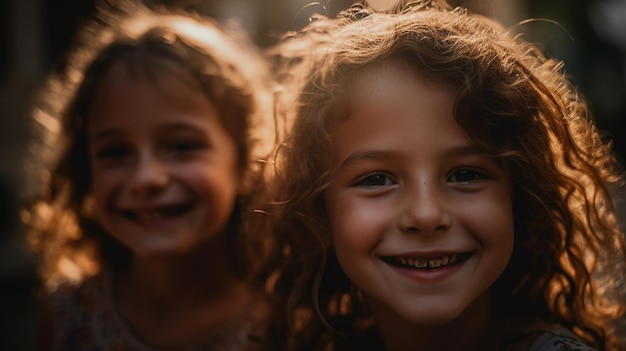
[{"left": 396, "top": 254, "right": 459, "bottom": 269}]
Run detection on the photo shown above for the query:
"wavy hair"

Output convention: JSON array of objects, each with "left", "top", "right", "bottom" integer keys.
[
  {"left": 24, "top": 0, "right": 275, "bottom": 291},
  {"left": 264, "top": 1, "right": 626, "bottom": 350}
]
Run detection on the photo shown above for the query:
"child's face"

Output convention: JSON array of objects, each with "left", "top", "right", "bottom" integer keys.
[
  {"left": 87, "top": 64, "right": 244, "bottom": 258},
  {"left": 324, "top": 63, "right": 515, "bottom": 329}
]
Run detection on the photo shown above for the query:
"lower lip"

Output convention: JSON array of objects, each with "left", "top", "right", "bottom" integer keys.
[{"left": 384, "top": 258, "right": 467, "bottom": 283}]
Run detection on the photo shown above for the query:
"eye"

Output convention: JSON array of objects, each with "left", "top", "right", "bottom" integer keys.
[
  {"left": 353, "top": 172, "right": 396, "bottom": 187},
  {"left": 93, "top": 145, "right": 131, "bottom": 160},
  {"left": 448, "top": 167, "right": 489, "bottom": 184},
  {"left": 165, "top": 141, "right": 206, "bottom": 154}
]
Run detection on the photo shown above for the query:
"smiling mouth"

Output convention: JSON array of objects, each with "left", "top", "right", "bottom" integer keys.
[
  {"left": 382, "top": 252, "right": 473, "bottom": 269},
  {"left": 121, "top": 204, "right": 194, "bottom": 221}
]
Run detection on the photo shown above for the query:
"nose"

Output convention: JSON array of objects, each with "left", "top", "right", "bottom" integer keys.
[
  {"left": 128, "top": 148, "right": 168, "bottom": 197},
  {"left": 397, "top": 184, "right": 451, "bottom": 235}
]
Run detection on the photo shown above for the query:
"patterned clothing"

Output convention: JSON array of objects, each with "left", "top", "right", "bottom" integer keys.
[
  {"left": 526, "top": 329, "right": 597, "bottom": 351},
  {"left": 49, "top": 273, "right": 264, "bottom": 351},
  {"left": 348, "top": 325, "right": 597, "bottom": 351}
]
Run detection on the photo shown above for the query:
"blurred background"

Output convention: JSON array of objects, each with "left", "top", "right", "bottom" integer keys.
[{"left": 1, "top": 0, "right": 624, "bottom": 349}]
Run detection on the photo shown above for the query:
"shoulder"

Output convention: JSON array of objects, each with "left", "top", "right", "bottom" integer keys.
[
  {"left": 33, "top": 278, "right": 90, "bottom": 351},
  {"left": 50, "top": 273, "right": 108, "bottom": 314},
  {"left": 44, "top": 273, "right": 121, "bottom": 350},
  {"left": 527, "top": 328, "right": 597, "bottom": 351}
]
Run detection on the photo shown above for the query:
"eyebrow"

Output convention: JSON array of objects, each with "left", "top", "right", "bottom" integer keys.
[
  {"left": 338, "top": 150, "right": 399, "bottom": 171},
  {"left": 337, "top": 145, "right": 488, "bottom": 170},
  {"left": 89, "top": 129, "right": 121, "bottom": 143},
  {"left": 89, "top": 122, "right": 208, "bottom": 142}
]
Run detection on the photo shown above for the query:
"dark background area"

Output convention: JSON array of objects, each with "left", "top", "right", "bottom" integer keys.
[{"left": 1, "top": 0, "right": 624, "bottom": 349}]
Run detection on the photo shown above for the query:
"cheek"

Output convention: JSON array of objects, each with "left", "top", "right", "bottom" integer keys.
[
  {"left": 327, "top": 196, "right": 386, "bottom": 253},
  {"left": 465, "top": 192, "right": 515, "bottom": 252},
  {"left": 180, "top": 164, "right": 240, "bottom": 214},
  {"left": 329, "top": 202, "right": 381, "bottom": 293},
  {"left": 90, "top": 169, "right": 124, "bottom": 208}
]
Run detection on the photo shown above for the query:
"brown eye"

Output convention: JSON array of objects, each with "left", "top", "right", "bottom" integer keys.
[
  {"left": 448, "top": 168, "right": 488, "bottom": 184},
  {"left": 354, "top": 172, "right": 395, "bottom": 187}
]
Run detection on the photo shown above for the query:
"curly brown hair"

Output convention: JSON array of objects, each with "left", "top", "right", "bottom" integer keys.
[
  {"left": 263, "top": 1, "right": 626, "bottom": 350},
  {"left": 24, "top": 1, "right": 275, "bottom": 291}
]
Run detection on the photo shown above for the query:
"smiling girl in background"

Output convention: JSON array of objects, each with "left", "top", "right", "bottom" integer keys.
[
  {"left": 264, "top": 0, "right": 626, "bottom": 350},
  {"left": 24, "top": 1, "right": 275, "bottom": 350}
]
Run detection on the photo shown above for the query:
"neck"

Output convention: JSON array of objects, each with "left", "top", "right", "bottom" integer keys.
[
  {"left": 118, "top": 238, "right": 245, "bottom": 308},
  {"left": 113, "top": 237, "right": 256, "bottom": 349},
  {"left": 373, "top": 294, "right": 495, "bottom": 351}
]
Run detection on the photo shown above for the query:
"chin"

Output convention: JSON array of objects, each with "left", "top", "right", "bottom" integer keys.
[
  {"left": 131, "top": 241, "right": 191, "bottom": 259},
  {"left": 390, "top": 302, "right": 471, "bottom": 328}
]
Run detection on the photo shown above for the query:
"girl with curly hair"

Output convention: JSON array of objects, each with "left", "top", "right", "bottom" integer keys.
[
  {"left": 264, "top": 1, "right": 626, "bottom": 350},
  {"left": 24, "top": 1, "right": 276, "bottom": 350}
]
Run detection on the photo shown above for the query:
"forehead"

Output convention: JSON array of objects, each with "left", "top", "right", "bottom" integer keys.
[
  {"left": 333, "top": 63, "right": 461, "bottom": 146},
  {"left": 87, "top": 61, "right": 219, "bottom": 133},
  {"left": 93, "top": 60, "right": 209, "bottom": 115},
  {"left": 104, "top": 57, "right": 199, "bottom": 94},
  {"left": 333, "top": 59, "right": 453, "bottom": 118}
]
